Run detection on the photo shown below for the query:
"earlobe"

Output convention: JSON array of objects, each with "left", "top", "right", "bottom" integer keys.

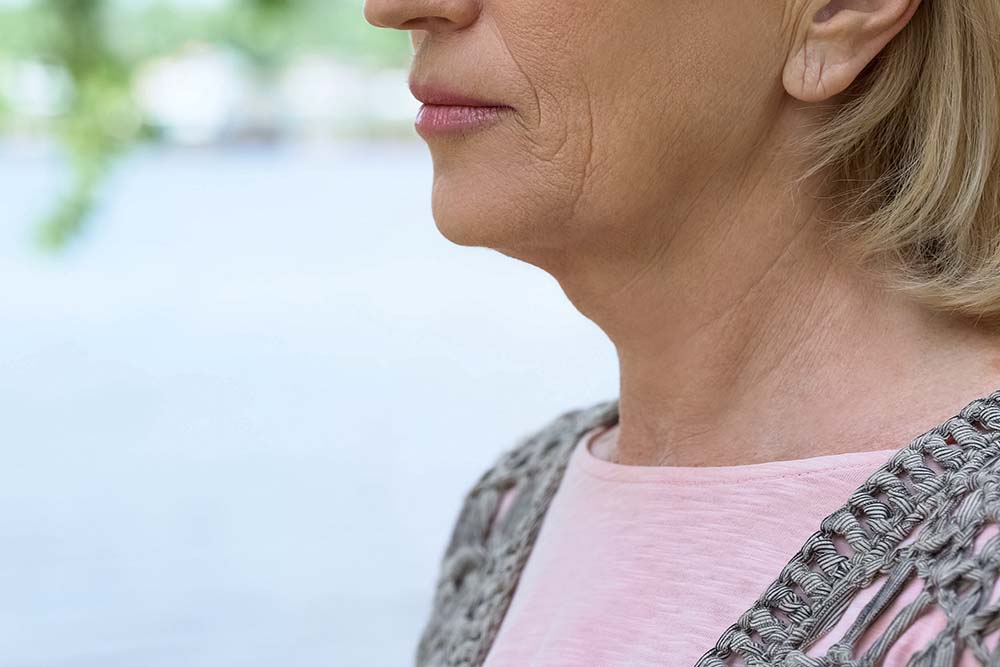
[
  {"left": 783, "top": 38, "right": 853, "bottom": 103},
  {"left": 782, "top": 0, "right": 922, "bottom": 103}
]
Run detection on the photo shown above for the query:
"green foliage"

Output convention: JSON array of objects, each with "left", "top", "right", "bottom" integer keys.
[
  {"left": 28, "top": 0, "right": 138, "bottom": 248},
  {"left": 0, "top": 0, "right": 411, "bottom": 250}
]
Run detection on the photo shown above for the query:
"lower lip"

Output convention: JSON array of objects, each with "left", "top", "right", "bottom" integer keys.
[{"left": 414, "top": 104, "right": 514, "bottom": 138}]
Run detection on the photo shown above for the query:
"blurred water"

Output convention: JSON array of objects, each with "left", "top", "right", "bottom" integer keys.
[{"left": 0, "top": 141, "right": 618, "bottom": 666}]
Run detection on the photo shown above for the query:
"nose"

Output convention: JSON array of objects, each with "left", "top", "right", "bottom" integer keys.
[{"left": 363, "top": 0, "right": 479, "bottom": 32}]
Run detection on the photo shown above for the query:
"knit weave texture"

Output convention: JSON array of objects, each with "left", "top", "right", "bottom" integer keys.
[{"left": 415, "top": 390, "right": 1000, "bottom": 666}]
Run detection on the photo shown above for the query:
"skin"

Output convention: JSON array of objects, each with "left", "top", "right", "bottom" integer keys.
[{"left": 364, "top": 0, "right": 1000, "bottom": 466}]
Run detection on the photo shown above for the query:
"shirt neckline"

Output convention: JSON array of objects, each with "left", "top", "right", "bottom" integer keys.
[{"left": 574, "top": 422, "right": 903, "bottom": 485}]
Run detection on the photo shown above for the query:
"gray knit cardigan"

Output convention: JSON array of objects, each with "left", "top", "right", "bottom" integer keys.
[{"left": 415, "top": 389, "right": 1000, "bottom": 666}]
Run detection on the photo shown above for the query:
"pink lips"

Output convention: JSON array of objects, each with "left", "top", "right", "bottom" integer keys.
[{"left": 409, "top": 82, "right": 514, "bottom": 138}]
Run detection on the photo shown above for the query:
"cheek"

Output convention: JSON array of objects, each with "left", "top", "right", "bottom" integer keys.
[
  {"left": 428, "top": 1, "right": 785, "bottom": 256},
  {"left": 562, "top": 6, "right": 787, "bottom": 226}
]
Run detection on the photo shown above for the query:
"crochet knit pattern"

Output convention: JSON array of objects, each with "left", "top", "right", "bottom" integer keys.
[{"left": 415, "top": 390, "right": 1000, "bottom": 667}]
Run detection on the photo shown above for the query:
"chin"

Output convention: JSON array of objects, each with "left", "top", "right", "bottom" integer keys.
[
  {"left": 423, "top": 132, "right": 583, "bottom": 268},
  {"left": 429, "top": 169, "right": 521, "bottom": 250}
]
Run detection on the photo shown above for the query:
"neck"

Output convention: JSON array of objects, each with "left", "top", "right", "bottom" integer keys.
[{"left": 552, "top": 154, "right": 1000, "bottom": 467}]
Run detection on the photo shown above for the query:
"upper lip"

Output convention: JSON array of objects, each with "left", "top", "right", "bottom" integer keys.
[{"left": 409, "top": 80, "right": 509, "bottom": 107}]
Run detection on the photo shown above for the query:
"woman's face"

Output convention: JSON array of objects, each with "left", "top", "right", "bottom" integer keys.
[{"left": 364, "top": 0, "right": 801, "bottom": 270}]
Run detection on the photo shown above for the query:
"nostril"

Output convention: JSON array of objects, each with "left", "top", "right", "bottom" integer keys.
[
  {"left": 400, "top": 16, "right": 455, "bottom": 31},
  {"left": 399, "top": 17, "right": 426, "bottom": 30}
]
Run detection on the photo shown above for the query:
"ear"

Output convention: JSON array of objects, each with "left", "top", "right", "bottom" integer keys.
[{"left": 783, "top": 0, "right": 922, "bottom": 103}]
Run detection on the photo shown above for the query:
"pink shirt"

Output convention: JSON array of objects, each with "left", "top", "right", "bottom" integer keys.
[{"left": 482, "top": 423, "right": 1000, "bottom": 666}]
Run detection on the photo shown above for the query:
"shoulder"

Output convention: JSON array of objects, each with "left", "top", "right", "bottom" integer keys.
[
  {"left": 701, "top": 389, "right": 1000, "bottom": 666},
  {"left": 415, "top": 397, "right": 618, "bottom": 667}
]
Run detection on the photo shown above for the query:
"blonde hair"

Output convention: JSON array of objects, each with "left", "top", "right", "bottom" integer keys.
[{"left": 801, "top": 1, "right": 1000, "bottom": 326}]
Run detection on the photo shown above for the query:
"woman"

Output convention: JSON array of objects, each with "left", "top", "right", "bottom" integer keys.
[{"left": 364, "top": 0, "right": 1000, "bottom": 665}]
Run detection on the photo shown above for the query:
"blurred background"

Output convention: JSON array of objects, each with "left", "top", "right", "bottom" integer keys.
[{"left": 0, "top": 1, "right": 617, "bottom": 665}]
